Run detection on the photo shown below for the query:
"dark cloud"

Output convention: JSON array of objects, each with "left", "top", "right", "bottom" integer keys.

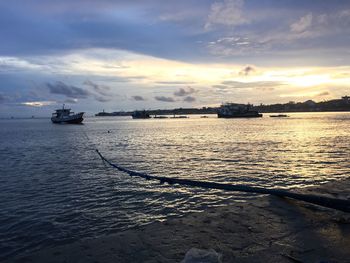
[
  {"left": 47, "top": 81, "right": 90, "bottom": 98},
  {"left": 83, "top": 80, "right": 111, "bottom": 96},
  {"left": 239, "top": 65, "right": 256, "bottom": 76},
  {"left": 174, "top": 87, "right": 196, "bottom": 96},
  {"left": 132, "top": 95, "right": 146, "bottom": 101},
  {"left": 0, "top": 1, "right": 201, "bottom": 61},
  {"left": 0, "top": 1, "right": 349, "bottom": 65},
  {"left": 94, "top": 95, "right": 111, "bottom": 102},
  {"left": 154, "top": 96, "right": 175, "bottom": 102},
  {"left": 183, "top": 96, "right": 196, "bottom": 102},
  {"left": 46, "top": 80, "right": 114, "bottom": 103}
]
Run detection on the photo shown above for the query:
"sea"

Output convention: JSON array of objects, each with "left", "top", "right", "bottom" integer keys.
[{"left": 0, "top": 112, "right": 349, "bottom": 260}]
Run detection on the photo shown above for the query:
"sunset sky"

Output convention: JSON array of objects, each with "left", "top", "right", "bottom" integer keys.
[{"left": 1, "top": 0, "right": 350, "bottom": 116}]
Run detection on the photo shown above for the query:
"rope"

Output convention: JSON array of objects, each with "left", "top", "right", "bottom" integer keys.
[
  {"left": 82, "top": 127, "right": 98, "bottom": 151},
  {"left": 96, "top": 149, "right": 350, "bottom": 213}
]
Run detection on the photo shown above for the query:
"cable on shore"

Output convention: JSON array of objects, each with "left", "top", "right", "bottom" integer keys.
[{"left": 95, "top": 149, "right": 350, "bottom": 213}]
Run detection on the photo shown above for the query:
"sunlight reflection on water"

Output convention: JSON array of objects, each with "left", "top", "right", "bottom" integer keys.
[{"left": 0, "top": 112, "right": 349, "bottom": 259}]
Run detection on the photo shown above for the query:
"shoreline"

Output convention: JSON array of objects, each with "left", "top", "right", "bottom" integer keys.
[
  {"left": 2, "top": 111, "right": 350, "bottom": 120},
  {"left": 11, "top": 179, "right": 350, "bottom": 263}
]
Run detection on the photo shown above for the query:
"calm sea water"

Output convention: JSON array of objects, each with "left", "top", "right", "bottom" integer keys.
[{"left": 1, "top": 112, "right": 349, "bottom": 260}]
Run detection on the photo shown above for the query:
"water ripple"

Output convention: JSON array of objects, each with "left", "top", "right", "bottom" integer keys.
[{"left": 0, "top": 113, "right": 350, "bottom": 260}]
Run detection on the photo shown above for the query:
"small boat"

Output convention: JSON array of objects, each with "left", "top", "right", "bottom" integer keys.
[
  {"left": 132, "top": 110, "right": 150, "bottom": 119},
  {"left": 200, "top": 116, "right": 209, "bottom": 118},
  {"left": 269, "top": 114, "right": 289, "bottom": 118},
  {"left": 217, "top": 103, "right": 262, "bottom": 118},
  {"left": 51, "top": 105, "right": 84, "bottom": 124}
]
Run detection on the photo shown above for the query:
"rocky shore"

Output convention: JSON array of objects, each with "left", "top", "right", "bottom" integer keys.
[{"left": 11, "top": 179, "right": 350, "bottom": 263}]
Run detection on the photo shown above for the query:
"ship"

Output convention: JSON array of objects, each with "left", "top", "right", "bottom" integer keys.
[
  {"left": 217, "top": 103, "right": 262, "bottom": 118},
  {"left": 170, "top": 115, "right": 188, "bottom": 119},
  {"left": 270, "top": 114, "right": 289, "bottom": 118},
  {"left": 51, "top": 105, "right": 84, "bottom": 124},
  {"left": 153, "top": 115, "right": 168, "bottom": 119},
  {"left": 131, "top": 110, "right": 150, "bottom": 119}
]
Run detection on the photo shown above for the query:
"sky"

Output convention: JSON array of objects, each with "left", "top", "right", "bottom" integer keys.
[{"left": 0, "top": 0, "right": 350, "bottom": 117}]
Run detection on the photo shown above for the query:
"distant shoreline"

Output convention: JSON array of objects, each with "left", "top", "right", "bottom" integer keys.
[
  {"left": 2, "top": 110, "right": 350, "bottom": 120},
  {"left": 95, "top": 109, "right": 350, "bottom": 117},
  {"left": 96, "top": 96, "right": 350, "bottom": 116}
]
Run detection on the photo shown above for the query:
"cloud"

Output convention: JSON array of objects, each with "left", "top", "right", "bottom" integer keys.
[
  {"left": 290, "top": 13, "right": 313, "bottom": 33},
  {"left": 205, "top": 0, "right": 248, "bottom": 29},
  {"left": 21, "top": 101, "right": 56, "bottom": 107},
  {"left": 47, "top": 80, "right": 113, "bottom": 102},
  {"left": 221, "top": 80, "right": 285, "bottom": 89},
  {"left": 131, "top": 95, "right": 146, "bottom": 101},
  {"left": 174, "top": 87, "right": 196, "bottom": 97},
  {"left": 183, "top": 96, "right": 196, "bottom": 102},
  {"left": 0, "top": 57, "right": 43, "bottom": 73},
  {"left": 158, "top": 9, "right": 202, "bottom": 23},
  {"left": 205, "top": 7, "right": 350, "bottom": 59},
  {"left": 64, "top": 98, "right": 78, "bottom": 104},
  {"left": 156, "top": 81, "right": 195, "bottom": 85},
  {"left": 0, "top": 1, "right": 201, "bottom": 61},
  {"left": 94, "top": 95, "right": 111, "bottom": 102},
  {"left": 47, "top": 81, "right": 90, "bottom": 98},
  {"left": 0, "top": 1, "right": 349, "bottom": 65},
  {"left": 239, "top": 65, "right": 256, "bottom": 76},
  {"left": 0, "top": 0, "right": 349, "bottom": 66},
  {"left": 83, "top": 80, "right": 111, "bottom": 96},
  {"left": 318, "top": 91, "right": 330, "bottom": 96},
  {"left": 174, "top": 87, "right": 196, "bottom": 96},
  {"left": 212, "top": 84, "right": 228, "bottom": 90},
  {"left": 207, "top": 36, "right": 267, "bottom": 57},
  {"left": 338, "top": 9, "right": 350, "bottom": 19},
  {"left": 154, "top": 96, "right": 175, "bottom": 102},
  {"left": 0, "top": 94, "right": 5, "bottom": 103}
]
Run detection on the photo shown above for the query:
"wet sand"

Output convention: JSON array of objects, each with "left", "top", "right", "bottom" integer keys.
[{"left": 11, "top": 179, "right": 350, "bottom": 263}]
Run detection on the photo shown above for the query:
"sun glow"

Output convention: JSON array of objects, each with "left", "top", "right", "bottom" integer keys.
[
  {"left": 2, "top": 48, "right": 350, "bottom": 105},
  {"left": 287, "top": 75, "right": 331, "bottom": 87},
  {"left": 21, "top": 101, "right": 56, "bottom": 107}
]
